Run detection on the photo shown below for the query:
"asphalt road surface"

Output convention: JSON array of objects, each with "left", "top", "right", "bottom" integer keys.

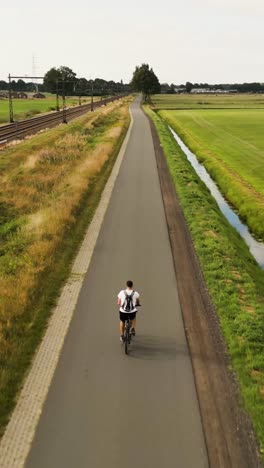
[{"left": 26, "top": 97, "right": 209, "bottom": 468}]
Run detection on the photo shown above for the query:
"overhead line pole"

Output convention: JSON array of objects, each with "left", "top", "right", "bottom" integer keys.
[
  {"left": 8, "top": 74, "right": 14, "bottom": 123},
  {"left": 56, "top": 79, "right": 60, "bottom": 111},
  {"left": 62, "top": 79, "right": 67, "bottom": 123},
  {"left": 8, "top": 74, "right": 44, "bottom": 123},
  {"left": 91, "top": 80, "right": 94, "bottom": 112}
]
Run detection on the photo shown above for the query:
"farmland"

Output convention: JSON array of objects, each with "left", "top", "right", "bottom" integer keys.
[
  {"left": 152, "top": 93, "right": 264, "bottom": 110},
  {"left": 0, "top": 94, "right": 100, "bottom": 123},
  {"left": 146, "top": 95, "right": 264, "bottom": 457},
  {"left": 158, "top": 108, "right": 264, "bottom": 239}
]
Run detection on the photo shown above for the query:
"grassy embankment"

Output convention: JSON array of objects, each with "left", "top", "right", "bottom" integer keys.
[
  {"left": 157, "top": 109, "right": 264, "bottom": 240},
  {"left": 145, "top": 106, "right": 264, "bottom": 457},
  {"left": 152, "top": 93, "right": 264, "bottom": 110},
  {"left": 0, "top": 97, "right": 131, "bottom": 434},
  {"left": 0, "top": 95, "right": 100, "bottom": 123}
]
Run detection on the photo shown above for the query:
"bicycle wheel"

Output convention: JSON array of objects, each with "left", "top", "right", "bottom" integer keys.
[
  {"left": 124, "top": 320, "right": 129, "bottom": 355},
  {"left": 125, "top": 332, "right": 128, "bottom": 354}
]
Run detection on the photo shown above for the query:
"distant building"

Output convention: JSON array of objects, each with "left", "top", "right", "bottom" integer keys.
[
  {"left": 33, "top": 92, "right": 46, "bottom": 99},
  {"left": 175, "top": 87, "right": 186, "bottom": 94},
  {"left": 190, "top": 88, "right": 238, "bottom": 94},
  {"left": 190, "top": 88, "right": 214, "bottom": 94},
  {"left": 11, "top": 92, "right": 28, "bottom": 99}
]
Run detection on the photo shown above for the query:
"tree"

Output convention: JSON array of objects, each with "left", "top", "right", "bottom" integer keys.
[
  {"left": 43, "top": 67, "right": 62, "bottom": 93},
  {"left": 43, "top": 66, "right": 77, "bottom": 95},
  {"left": 0, "top": 80, "right": 8, "bottom": 90},
  {"left": 77, "top": 78, "right": 89, "bottom": 95},
  {"left": 185, "top": 81, "right": 193, "bottom": 93},
  {"left": 58, "top": 66, "right": 77, "bottom": 95},
  {"left": 16, "top": 79, "right": 26, "bottom": 91},
  {"left": 130, "top": 63, "right": 160, "bottom": 102}
]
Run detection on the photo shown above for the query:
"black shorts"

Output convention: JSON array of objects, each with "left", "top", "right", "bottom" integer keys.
[{"left": 119, "top": 311, "right": 137, "bottom": 323}]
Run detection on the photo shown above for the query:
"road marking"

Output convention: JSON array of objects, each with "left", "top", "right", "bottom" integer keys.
[{"left": 0, "top": 109, "right": 134, "bottom": 468}]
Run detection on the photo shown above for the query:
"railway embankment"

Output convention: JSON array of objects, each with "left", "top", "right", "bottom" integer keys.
[
  {"left": 0, "top": 97, "right": 131, "bottom": 435},
  {"left": 0, "top": 96, "right": 124, "bottom": 144}
]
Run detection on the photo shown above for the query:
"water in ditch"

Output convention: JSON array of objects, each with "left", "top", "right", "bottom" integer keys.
[{"left": 169, "top": 127, "right": 264, "bottom": 269}]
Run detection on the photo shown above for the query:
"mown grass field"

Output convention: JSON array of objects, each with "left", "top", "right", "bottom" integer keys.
[
  {"left": 158, "top": 108, "right": 264, "bottom": 239},
  {"left": 145, "top": 106, "right": 264, "bottom": 459},
  {"left": 0, "top": 97, "right": 131, "bottom": 434},
  {"left": 152, "top": 93, "right": 264, "bottom": 109},
  {"left": 0, "top": 94, "right": 100, "bottom": 123}
]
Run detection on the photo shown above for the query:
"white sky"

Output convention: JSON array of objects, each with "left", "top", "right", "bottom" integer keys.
[{"left": 1, "top": 0, "right": 263, "bottom": 84}]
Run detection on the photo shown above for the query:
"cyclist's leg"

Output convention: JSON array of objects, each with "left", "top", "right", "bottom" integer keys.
[
  {"left": 119, "top": 320, "right": 125, "bottom": 335},
  {"left": 119, "top": 312, "right": 125, "bottom": 337},
  {"left": 130, "top": 312, "right": 137, "bottom": 332}
]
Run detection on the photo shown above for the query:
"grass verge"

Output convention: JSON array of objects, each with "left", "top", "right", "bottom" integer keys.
[
  {"left": 0, "top": 98, "right": 131, "bottom": 435},
  {"left": 145, "top": 106, "right": 264, "bottom": 458}
]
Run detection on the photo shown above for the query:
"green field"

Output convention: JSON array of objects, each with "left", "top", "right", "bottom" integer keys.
[
  {"left": 145, "top": 106, "right": 264, "bottom": 459},
  {"left": 157, "top": 108, "right": 264, "bottom": 239},
  {"left": 152, "top": 93, "right": 264, "bottom": 109},
  {"left": 0, "top": 95, "right": 100, "bottom": 123}
]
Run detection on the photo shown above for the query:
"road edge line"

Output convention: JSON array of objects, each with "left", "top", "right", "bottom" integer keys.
[{"left": 0, "top": 107, "right": 134, "bottom": 468}]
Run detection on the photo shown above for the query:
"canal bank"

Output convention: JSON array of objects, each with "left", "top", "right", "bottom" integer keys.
[{"left": 169, "top": 127, "right": 264, "bottom": 269}]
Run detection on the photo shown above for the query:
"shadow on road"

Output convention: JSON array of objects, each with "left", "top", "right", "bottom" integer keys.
[{"left": 129, "top": 335, "right": 188, "bottom": 361}]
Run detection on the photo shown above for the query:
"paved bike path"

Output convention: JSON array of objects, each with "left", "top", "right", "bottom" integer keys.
[{"left": 26, "top": 98, "right": 208, "bottom": 468}]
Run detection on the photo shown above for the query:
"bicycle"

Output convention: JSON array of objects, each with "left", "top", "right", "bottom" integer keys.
[
  {"left": 122, "top": 304, "right": 141, "bottom": 355},
  {"left": 123, "top": 317, "right": 132, "bottom": 355}
]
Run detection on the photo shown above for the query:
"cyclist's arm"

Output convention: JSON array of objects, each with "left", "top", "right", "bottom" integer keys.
[
  {"left": 135, "top": 292, "right": 140, "bottom": 306},
  {"left": 117, "top": 291, "right": 123, "bottom": 306}
]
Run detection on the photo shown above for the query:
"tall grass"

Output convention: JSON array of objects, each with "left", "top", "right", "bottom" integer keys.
[
  {"left": 0, "top": 98, "right": 131, "bottom": 433},
  {"left": 145, "top": 106, "right": 264, "bottom": 458}
]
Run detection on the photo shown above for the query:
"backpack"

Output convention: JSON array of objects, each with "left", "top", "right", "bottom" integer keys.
[{"left": 123, "top": 291, "right": 135, "bottom": 312}]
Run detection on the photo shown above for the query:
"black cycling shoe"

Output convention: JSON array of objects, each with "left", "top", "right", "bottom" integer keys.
[{"left": 130, "top": 328, "right": 136, "bottom": 336}]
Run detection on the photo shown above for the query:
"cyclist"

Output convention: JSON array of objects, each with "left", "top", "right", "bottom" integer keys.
[{"left": 117, "top": 280, "right": 140, "bottom": 342}]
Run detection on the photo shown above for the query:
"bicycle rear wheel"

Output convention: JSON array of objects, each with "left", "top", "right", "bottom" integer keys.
[
  {"left": 125, "top": 332, "right": 128, "bottom": 354},
  {"left": 124, "top": 320, "right": 130, "bottom": 355}
]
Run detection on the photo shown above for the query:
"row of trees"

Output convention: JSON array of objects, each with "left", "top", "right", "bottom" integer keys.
[
  {"left": 8, "top": 63, "right": 264, "bottom": 97},
  {"left": 0, "top": 64, "right": 161, "bottom": 101},
  {"left": 130, "top": 67, "right": 264, "bottom": 96},
  {"left": 0, "top": 79, "right": 46, "bottom": 92},
  {"left": 45, "top": 64, "right": 161, "bottom": 100},
  {"left": 160, "top": 81, "right": 264, "bottom": 94},
  {"left": 2, "top": 64, "right": 264, "bottom": 98},
  {"left": 0, "top": 66, "right": 130, "bottom": 96},
  {"left": 44, "top": 66, "right": 130, "bottom": 96}
]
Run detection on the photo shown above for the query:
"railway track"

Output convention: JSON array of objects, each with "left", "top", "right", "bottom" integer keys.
[{"left": 0, "top": 96, "right": 124, "bottom": 145}]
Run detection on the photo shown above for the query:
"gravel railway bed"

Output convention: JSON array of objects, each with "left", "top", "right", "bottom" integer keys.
[{"left": 0, "top": 96, "right": 124, "bottom": 144}]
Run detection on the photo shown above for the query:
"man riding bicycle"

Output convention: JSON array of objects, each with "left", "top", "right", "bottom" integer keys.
[{"left": 117, "top": 280, "right": 140, "bottom": 342}]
